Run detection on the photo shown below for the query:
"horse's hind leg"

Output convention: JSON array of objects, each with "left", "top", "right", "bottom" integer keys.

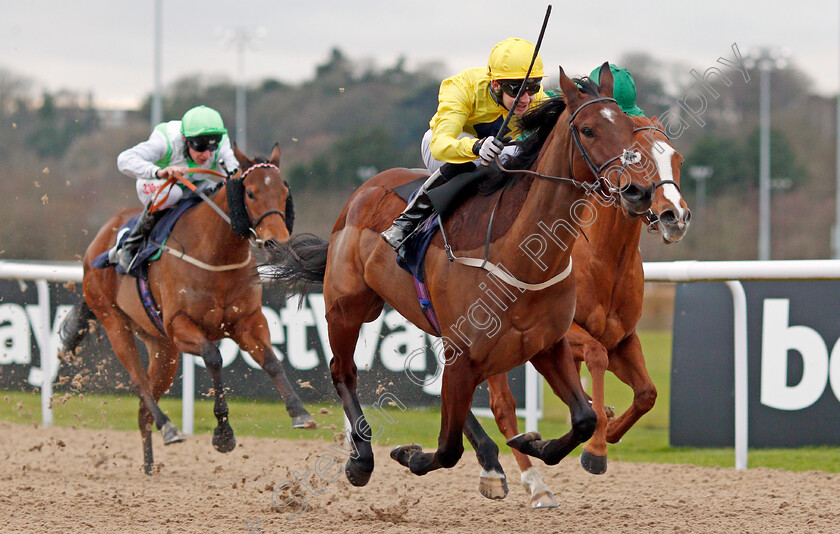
[
  {"left": 142, "top": 335, "right": 186, "bottom": 447},
  {"left": 463, "top": 410, "right": 508, "bottom": 500},
  {"left": 487, "top": 373, "right": 558, "bottom": 509},
  {"left": 604, "top": 332, "right": 657, "bottom": 444},
  {"left": 325, "top": 292, "right": 384, "bottom": 487},
  {"left": 97, "top": 314, "right": 178, "bottom": 474},
  {"left": 507, "top": 339, "right": 596, "bottom": 466},
  {"left": 232, "top": 312, "right": 315, "bottom": 429}
]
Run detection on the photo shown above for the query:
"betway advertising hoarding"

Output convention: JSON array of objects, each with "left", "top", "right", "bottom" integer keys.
[
  {"left": 0, "top": 278, "right": 528, "bottom": 410},
  {"left": 671, "top": 281, "right": 840, "bottom": 447}
]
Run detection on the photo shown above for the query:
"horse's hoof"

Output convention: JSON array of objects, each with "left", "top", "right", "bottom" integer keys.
[
  {"left": 479, "top": 470, "right": 509, "bottom": 500},
  {"left": 212, "top": 423, "right": 236, "bottom": 453},
  {"left": 344, "top": 458, "right": 373, "bottom": 487},
  {"left": 390, "top": 444, "right": 422, "bottom": 468},
  {"left": 531, "top": 490, "right": 559, "bottom": 509},
  {"left": 506, "top": 431, "right": 542, "bottom": 452},
  {"left": 143, "top": 463, "right": 153, "bottom": 476},
  {"left": 292, "top": 414, "right": 317, "bottom": 429},
  {"left": 161, "top": 421, "right": 186, "bottom": 445},
  {"left": 605, "top": 405, "right": 616, "bottom": 419},
  {"left": 580, "top": 450, "right": 607, "bottom": 475}
]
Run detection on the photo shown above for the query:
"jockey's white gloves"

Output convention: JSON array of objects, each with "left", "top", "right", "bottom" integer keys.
[
  {"left": 156, "top": 166, "right": 188, "bottom": 179},
  {"left": 473, "top": 136, "right": 503, "bottom": 164}
]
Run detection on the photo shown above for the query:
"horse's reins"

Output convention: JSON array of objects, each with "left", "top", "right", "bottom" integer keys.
[
  {"left": 440, "top": 96, "right": 643, "bottom": 291},
  {"left": 148, "top": 163, "right": 286, "bottom": 271},
  {"left": 495, "top": 97, "right": 641, "bottom": 201}
]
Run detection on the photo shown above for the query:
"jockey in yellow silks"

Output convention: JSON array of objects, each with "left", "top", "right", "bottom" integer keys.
[{"left": 383, "top": 37, "right": 549, "bottom": 253}]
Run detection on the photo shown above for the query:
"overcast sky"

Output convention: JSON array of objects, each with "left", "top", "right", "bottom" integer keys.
[{"left": 1, "top": 1, "right": 838, "bottom": 108}]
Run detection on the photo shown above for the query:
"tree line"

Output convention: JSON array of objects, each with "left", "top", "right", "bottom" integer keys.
[{"left": 0, "top": 49, "right": 834, "bottom": 260}]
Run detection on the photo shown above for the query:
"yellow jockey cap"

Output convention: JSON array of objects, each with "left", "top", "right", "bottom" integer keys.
[{"left": 487, "top": 37, "right": 545, "bottom": 81}]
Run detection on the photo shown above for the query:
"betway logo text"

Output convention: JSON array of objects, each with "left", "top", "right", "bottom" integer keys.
[{"left": 761, "top": 298, "right": 840, "bottom": 410}]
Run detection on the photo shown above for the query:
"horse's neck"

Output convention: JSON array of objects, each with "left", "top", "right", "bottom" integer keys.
[
  {"left": 181, "top": 188, "right": 245, "bottom": 257},
  {"left": 506, "top": 127, "right": 584, "bottom": 275},
  {"left": 583, "top": 202, "right": 643, "bottom": 264}
]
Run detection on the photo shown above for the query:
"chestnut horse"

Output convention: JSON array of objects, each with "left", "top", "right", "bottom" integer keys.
[
  {"left": 59, "top": 144, "right": 314, "bottom": 474},
  {"left": 261, "top": 65, "right": 656, "bottom": 495},
  {"left": 486, "top": 115, "right": 691, "bottom": 508}
]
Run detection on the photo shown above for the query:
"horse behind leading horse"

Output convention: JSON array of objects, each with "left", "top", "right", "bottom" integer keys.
[
  {"left": 60, "top": 144, "right": 315, "bottom": 475},
  {"left": 261, "top": 64, "right": 655, "bottom": 496}
]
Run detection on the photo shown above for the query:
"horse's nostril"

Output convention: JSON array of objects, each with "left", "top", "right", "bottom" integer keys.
[
  {"left": 683, "top": 209, "right": 692, "bottom": 225},
  {"left": 659, "top": 210, "right": 677, "bottom": 225},
  {"left": 623, "top": 184, "right": 644, "bottom": 201}
]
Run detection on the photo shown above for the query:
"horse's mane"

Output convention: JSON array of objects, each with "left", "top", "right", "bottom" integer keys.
[
  {"left": 478, "top": 94, "right": 568, "bottom": 195},
  {"left": 478, "top": 77, "right": 601, "bottom": 196}
]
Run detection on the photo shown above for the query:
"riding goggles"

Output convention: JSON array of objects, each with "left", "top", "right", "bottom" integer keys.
[
  {"left": 186, "top": 135, "right": 223, "bottom": 153},
  {"left": 499, "top": 79, "right": 542, "bottom": 97}
]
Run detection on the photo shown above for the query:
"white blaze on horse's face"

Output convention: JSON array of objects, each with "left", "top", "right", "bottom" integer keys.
[
  {"left": 652, "top": 140, "right": 685, "bottom": 218},
  {"left": 600, "top": 108, "right": 616, "bottom": 124},
  {"left": 264, "top": 176, "right": 271, "bottom": 186}
]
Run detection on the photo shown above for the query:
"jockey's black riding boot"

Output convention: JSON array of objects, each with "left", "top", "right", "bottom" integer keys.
[
  {"left": 381, "top": 168, "right": 448, "bottom": 251},
  {"left": 115, "top": 207, "right": 156, "bottom": 272}
]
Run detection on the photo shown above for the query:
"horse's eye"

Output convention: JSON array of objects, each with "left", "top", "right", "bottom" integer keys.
[
  {"left": 581, "top": 127, "right": 595, "bottom": 138},
  {"left": 246, "top": 190, "right": 255, "bottom": 199}
]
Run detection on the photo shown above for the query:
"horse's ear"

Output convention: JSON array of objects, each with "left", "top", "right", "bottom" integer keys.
[
  {"left": 558, "top": 66, "right": 582, "bottom": 110},
  {"left": 233, "top": 143, "right": 251, "bottom": 170},
  {"left": 269, "top": 143, "right": 282, "bottom": 167},
  {"left": 597, "top": 62, "right": 614, "bottom": 98}
]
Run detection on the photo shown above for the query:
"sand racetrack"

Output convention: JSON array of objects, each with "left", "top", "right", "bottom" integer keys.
[{"left": 1, "top": 420, "right": 838, "bottom": 533}]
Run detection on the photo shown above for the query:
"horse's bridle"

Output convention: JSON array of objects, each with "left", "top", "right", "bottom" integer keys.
[
  {"left": 631, "top": 124, "right": 682, "bottom": 234},
  {"left": 498, "top": 96, "right": 639, "bottom": 205},
  {"left": 238, "top": 163, "right": 288, "bottom": 233}
]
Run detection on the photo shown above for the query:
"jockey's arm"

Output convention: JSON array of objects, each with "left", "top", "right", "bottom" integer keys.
[
  {"left": 217, "top": 137, "right": 239, "bottom": 177},
  {"left": 117, "top": 129, "right": 169, "bottom": 180},
  {"left": 429, "top": 79, "right": 480, "bottom": 164}
]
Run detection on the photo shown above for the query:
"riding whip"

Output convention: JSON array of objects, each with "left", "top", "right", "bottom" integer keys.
[{"left": 493, "top": 4, "right": 552, "bottom": 146}]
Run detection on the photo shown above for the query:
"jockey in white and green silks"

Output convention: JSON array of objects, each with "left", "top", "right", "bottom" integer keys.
[{"left": 109, "top": 105, "right": 239, "bottom": 272}]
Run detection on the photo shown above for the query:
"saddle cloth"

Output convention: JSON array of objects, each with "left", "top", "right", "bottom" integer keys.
[{"left": 91, "top": 196, "right": 201, "bottom": 277}]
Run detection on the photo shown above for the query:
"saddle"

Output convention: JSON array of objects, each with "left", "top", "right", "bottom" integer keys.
[
  {"left": 91, "top": 196, "right": 202, "bottom": 277},
  {"left": 389, "top": 164, "right": 501, "bottom": 334}
]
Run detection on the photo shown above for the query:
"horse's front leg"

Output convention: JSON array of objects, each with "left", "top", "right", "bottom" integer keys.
[
  {"left": 463, "top": 409, "right": 508, "bottom": 500},
  {"left": 604, "top": 332, "right": 657, "bottom": 443},
  {"left": 233, "top": 312, "right": 315, "bottom": 429},
  {"left": 171, "top": 317, "right": 235, "bottom": 453},
  {"left": 487, "top": 373, "right": 558, "bottom": 508},
  {"left": 568, "top": 324, "right": 611, "bottom": 475},
  {"left": 507, "top": 339, "right": 596, "bottom": 466},
  {"left": 392, "top": 353, "right": 478, "bottom": 476}
]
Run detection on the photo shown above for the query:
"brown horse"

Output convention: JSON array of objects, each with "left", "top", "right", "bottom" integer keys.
[
  {"left": 486, "top": 114, "right": 691, "bottom": 507},
  {"left": 59, "top": 144, "right": 314, "bottom": 474},
  {"left": 261, "top": 64, "right": 656, "bottom": 495}
]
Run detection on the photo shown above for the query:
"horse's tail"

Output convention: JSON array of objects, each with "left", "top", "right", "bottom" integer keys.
[
  {"left": 260, "top": 233, "right": 329, "bottom": 299},
  {"left": 59, "top": 300, "right": 97, "bottom": 360}
]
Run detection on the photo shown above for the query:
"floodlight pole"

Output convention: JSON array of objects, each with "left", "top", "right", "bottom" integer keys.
[{"left": 151, "top": 0, "right": 163, "bottom": 127}]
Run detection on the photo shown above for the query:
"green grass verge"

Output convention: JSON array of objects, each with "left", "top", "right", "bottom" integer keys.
[{"left": 3, "top": 331, "right": 840, "bottom": 472}]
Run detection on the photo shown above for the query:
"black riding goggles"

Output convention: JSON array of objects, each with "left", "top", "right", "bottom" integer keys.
[
  {"left": 499, "top": 79, "right": 542, "bottom": 98},
  {"left": 186, "top": 135, "right": 223, "bottom": 153}
]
